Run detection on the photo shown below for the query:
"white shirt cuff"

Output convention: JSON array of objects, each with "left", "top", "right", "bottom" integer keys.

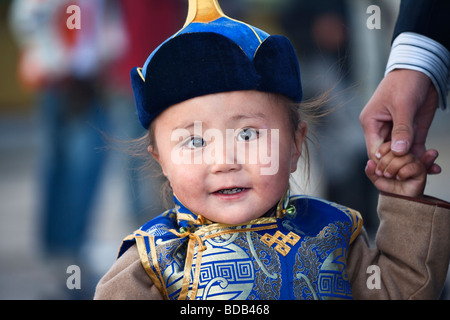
[{"left": 385, "top": 32, "right": 450, "bottom": 110}]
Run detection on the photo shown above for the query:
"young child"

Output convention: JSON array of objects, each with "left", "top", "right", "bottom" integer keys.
[{"left": 95, "top": 0, "right": 450, "bottom": 300}]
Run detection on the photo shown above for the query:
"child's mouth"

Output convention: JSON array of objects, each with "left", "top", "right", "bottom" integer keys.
[{"left": 215, "top": 187, "right": 247, "bottom": 195}]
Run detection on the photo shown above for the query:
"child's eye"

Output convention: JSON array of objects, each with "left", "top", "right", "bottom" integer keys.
[
  {"left": 237, "top": 128, "right": 259, "bottom": 141},
  {"left": 185, "top": 136, "right": 206, "bottom": 149}
]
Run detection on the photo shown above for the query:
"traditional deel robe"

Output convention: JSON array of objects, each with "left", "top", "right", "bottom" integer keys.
[{"left": 118, "top": 191, "right": 363, "bottom": 300}]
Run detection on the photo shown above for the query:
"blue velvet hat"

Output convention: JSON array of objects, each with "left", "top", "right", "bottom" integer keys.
[{"left": 131, "top": 0, "right": 302, "bottom": 129}]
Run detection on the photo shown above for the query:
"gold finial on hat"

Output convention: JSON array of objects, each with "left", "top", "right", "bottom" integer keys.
[{"left": 183, "top": 0, "right": 226, "bottom": 27}]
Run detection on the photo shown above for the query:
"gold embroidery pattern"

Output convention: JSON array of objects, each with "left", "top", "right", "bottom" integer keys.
[{"left": 261, "top": 231, "right": 301, "bottom": 256}]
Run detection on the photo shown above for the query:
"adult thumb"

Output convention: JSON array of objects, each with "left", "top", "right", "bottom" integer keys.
[{"left": 391, "top": 123, "right": 413, "bottom": 156}]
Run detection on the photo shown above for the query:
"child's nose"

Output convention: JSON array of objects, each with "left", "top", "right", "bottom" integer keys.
[
  {"left": 208, "top": 139, "right": 242, "bottom": 174},
  {"left": 210, "top": 160, "right": 242, "bottom": 174}
]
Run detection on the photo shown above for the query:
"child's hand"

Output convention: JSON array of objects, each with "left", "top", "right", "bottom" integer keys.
[{"left": 365, "top": 142, "right": 438, "bottom": 198}]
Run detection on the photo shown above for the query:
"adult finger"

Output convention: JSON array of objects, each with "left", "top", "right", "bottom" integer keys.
[
  {"left": 390, "top": 114, "right": 414, "bottom": 156},
  {"left": 359, "top": 110, "right": 391, "bottom": 160}
]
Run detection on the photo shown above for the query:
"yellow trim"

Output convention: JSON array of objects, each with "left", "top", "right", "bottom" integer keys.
[
  {"left": 189, "top": 247, "right": 204, "bottom": 300},
  {"left": 173, "top": 194, "right": 207, "bottom": 223},
  {"left": 149, "top": 236, "right": 170, "bottom": 299},
  {"left": 226, "top": 16, "right": 263, "bottom": 44},
  {"left": 349, "top": 209, "right": 364, "bottom": 244},
  {"left": 202, "top": 224, "right": 278, "bottom": 240},
  {"left": 117, "top": 233, "right": 137, "bottom": 258},
  {"left": 193, "top": 219, "right": 277, "bottom": 236},
  {"left": 276, "top": 189, "right": 290, "bottom": 218},
  {"left": 329, "top": 202, "right": 364, "bottom": 245},
  {"left": 178, "top": 236, "right": 197, "bottom": 300},
  {"left": 177, "top": 213, "right": 213, "bottom": 226},
  {"left": 137, "top": 67, "right": 145, "bottom": 82},
  {"left": 135, "top": 235, "right": 168, "bottom": 299}
]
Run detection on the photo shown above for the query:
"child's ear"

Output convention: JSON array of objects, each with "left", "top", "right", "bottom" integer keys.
[
  {"left": 147, "top": 145, "right": 158, "bottom": 161},
  {"left": 148, "top": 146, "right": 169, "bottom": 178},
  {"left": 290, "top": 121, "right": 307, "bottom": 172}
]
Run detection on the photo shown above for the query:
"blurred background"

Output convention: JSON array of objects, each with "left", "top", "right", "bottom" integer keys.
[{"left": 0, "top": 0, "right": 448, "bottom": 299}]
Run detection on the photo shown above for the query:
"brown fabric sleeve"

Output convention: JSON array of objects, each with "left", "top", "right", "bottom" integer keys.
[
  {"left": 348, "top": 193, "right": 450, "bottom": 299},
  {"left": 94, "top": 244, "right": 163, "bottom": 300}
]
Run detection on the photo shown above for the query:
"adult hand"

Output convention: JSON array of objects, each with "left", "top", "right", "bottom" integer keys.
[{"left": 359, "top": 69, "right": 441, "bottom": 174}]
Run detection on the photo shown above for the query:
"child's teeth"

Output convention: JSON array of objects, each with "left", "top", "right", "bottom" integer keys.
[{"left": 219, "top": 188, "right": 244, "bottom": 194}]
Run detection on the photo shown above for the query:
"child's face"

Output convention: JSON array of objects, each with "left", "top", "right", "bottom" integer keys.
[{"left": 150, "top": 90, "right": 306, "bottom": 224}]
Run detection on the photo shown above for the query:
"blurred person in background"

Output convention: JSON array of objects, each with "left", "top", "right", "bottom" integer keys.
[
  {"left": 9, "top": 0, "right": 124, "bottom": 297},
  {"left": 9, "top": 0, "right": 185, "bottom": 298}
]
